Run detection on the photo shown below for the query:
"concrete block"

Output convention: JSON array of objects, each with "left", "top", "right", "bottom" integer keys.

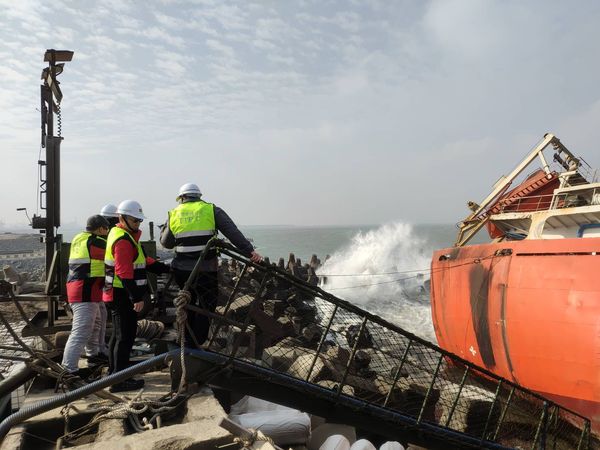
[
  {"left": 183, "top": 388, "right": 227, "bottom": 423},
  {"left": 96, "top": 418, "right": 127, "bottom": 441},
  {"left": 288, "top": 354, "right": 335, "bottom": 382}
]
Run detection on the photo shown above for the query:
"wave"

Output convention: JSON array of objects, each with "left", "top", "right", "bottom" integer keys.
[{"left": 317, "top": 222, "right": 436, "bottom": 343}]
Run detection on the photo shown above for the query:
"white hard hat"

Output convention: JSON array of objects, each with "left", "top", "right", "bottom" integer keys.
[
  {"left": 116, "top": 200, "right": 146, "bottom": 220},
  {"left": 177, "top": 183, "right": 202, "bottom": 200},
  {"left": 100, "top": 203, "right": 119, "bottom": 218}
]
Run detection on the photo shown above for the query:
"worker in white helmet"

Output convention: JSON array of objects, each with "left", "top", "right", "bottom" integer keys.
[
  {"left": 97, "top": 203, "right": 120, "bottom": 357},
  {"left": 160, "top": 183, "right": 261, "bottom": 347},
  {"left": 103, "top": 199, "right": 170, "bottom": 392},
  {"left": 100, "top": 203, "right": 119, "bottom": 228}
]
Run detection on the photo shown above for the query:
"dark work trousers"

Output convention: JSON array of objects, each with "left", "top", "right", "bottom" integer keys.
[
  {"left": 174, "top": 270, "right": 218, "bottom": 347},
  {"left": 107, "top": 289, "right": 138, "bottom": 374}
]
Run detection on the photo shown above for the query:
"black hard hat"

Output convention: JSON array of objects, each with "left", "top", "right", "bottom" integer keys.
[{"left": 86, "top": 214, "right": 110, "bottom": 231}]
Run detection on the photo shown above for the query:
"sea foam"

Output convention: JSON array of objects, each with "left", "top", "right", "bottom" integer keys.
[{"left": 317, "top": 222, "right": 436, "bottom": 343}]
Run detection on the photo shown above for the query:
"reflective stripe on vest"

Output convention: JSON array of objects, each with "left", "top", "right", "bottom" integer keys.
[
  {"left": 169, "top": 201, "right": 216, "bottom": 255},
  {"left": 104, "top": 227, "right": 147, "bottom": 290},
  {"left": 67, "top": 232, "right": 106, "bottom": 302}
]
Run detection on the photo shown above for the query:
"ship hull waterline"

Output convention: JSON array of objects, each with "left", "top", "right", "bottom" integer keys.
[{"left": 430, "top": 237, "right": 600, "bottom": 431}]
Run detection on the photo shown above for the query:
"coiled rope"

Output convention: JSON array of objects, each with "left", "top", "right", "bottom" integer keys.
[{"left": 233, "top": 429, "right": 276, "bottom": 449}]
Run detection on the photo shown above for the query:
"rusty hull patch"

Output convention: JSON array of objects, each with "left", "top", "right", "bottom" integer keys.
[{"left": 469, "top": 263, "right": 496, "bottom": 368}]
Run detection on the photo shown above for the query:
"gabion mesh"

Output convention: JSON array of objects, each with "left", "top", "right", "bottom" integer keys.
[{"left": 187, "top": 242, "right": 595, "bottom": 449}]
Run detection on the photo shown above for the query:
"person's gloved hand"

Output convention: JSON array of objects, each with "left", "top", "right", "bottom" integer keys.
[{"left": 250, "top": 250, "right": 262, "bottom": 263}]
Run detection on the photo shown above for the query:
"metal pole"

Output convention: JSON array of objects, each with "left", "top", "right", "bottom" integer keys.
[{"left": 44, "top": 55, "right": 55, "bottom": 278}]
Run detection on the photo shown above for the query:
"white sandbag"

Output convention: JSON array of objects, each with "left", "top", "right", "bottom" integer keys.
[
  {"left": 319, "top": 434, "right": 350, "bottom": 450},
  {"left": 229, "top": 409, "right": 311, "bottom": 445},
  {"left": 230, "top": 395, "right": 298, "bottom": 415},
  {"left": 349, "top": 439, "right": 376, "bottom": 450},
  {"left": 380, "top": 442, "right": 405, "bottom": 450},
  {"left": 308, "top": 423, "right": 357, "bottom": 450},
  {"left": 320, "top": 435, "right": 351, "bottom": 450}
]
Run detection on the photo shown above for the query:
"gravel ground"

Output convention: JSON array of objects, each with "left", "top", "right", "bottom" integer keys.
[{"left": 0, "top": 233, "right": 43, "bottom": 253}]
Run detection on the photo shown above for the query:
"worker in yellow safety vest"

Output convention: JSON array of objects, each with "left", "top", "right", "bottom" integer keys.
[
  {"left": 61, "top": 215, "right": 110, "bottom": 374},
  {"left": 103, "top": 200, "right": 169, "bottom": 393},
  {"left": 160, "top": 183, "right": 261, "bottom": 347}
]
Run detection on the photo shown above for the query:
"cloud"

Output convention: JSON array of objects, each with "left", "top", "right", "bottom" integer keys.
[{"left": 2, "top": 1, "right": 600, "bottom": 228}]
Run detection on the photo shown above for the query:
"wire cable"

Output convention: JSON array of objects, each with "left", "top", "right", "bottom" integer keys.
[
  {"left": 317, "top": 268, "right": 430, "bottom": 277},
  {"left": 321, "top": 253, "right": 497, "bottom": 292}
]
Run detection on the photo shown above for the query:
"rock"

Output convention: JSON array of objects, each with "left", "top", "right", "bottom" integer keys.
[
  {"left": 183, "top": 388, "right": 227, "bottom": 423},
  {"left": 263, "top": 343, "right": 297, "bottom": 371},
  {"left": 96, "top": 418, "right": 127, "bottom": 441},
  {"left": 317, "top": 380, "right": 355, "bottom": 396},
  {"left": 216, "top": 294, "right": 254, "bottom": 320},
  {"left": 75, "top": 390, "right": 230, "bottom": 450},
  {"left": 276, "top": 316, "right": 297, "bottom": 337},
  {"left": 323, "top": 346, "right": 350, "bottom": 373},
  {"left": 300, "top": 324, "right": 322, "bottom": 345},
  {"left": 345, "top": 324, "right": 373, "bottom": 349},
  {"left": 306, "top": 267, "right": 318, "bottom": 286},
  {"left": 232, "top": 330, "right": 254, "bottom": 347},
  {"left": 354, "top": 350, "right": 371, "bottom": 370},
  {"left": 344, "top": 374, "right": 393, "bottom": 397},
  {"left": 2, "top": 265, "right": 22, "bottom": 285},
  {"left": 263, "top": 299, "right": 288, "bottom": 318},
  {"left": 263, "top": 338, "right": 315, "bottom": 371},
  {"left": 288, "top": 354, "right": 336, "bottom": 382}
]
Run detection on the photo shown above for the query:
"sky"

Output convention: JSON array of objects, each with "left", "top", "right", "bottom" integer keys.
[{"left": 2, "top": 0, "right": 600, "bottom": 229}]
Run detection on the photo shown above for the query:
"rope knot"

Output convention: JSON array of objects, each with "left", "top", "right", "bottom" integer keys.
[{"left": 174, "top": 289, "right": 192, "bottom": 325}]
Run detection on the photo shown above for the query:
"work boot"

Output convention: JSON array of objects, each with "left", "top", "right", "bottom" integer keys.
[{"left": 109, "top": 378, "right": 145, "bottom": 393}]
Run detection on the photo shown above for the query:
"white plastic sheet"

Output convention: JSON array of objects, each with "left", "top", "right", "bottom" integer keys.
[{"left": 229, "top": 396, "right": 311, "bottom": 445}]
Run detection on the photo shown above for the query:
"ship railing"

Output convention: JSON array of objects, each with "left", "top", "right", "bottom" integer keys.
[
  {"left": 490, "top": 193, "right": 554, "bottom": 215},
  {"left": 551, "top": 187, "right": 600, "bottom": 210},
  {"left": 491, "top": 188, "right": 600, "bottom": 215},
  {"left": 575, "top": 160, "right": 599, "bottom": 184},
  {"left": 180, "top": 239, "right": 595, "bottom": 450}
]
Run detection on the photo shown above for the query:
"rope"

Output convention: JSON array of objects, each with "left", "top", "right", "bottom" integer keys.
[
  {"left": 233, "top": 429, "right": 276, "bottom": 449},
  {"left": 59, "top": 284, "right": 196, "bottom": 443},
  {"left": 57, "top": 288, "right": 197, "bottom": 445},
  {"left": 173, "top": 289, "right": 192, "bottom": 392}
]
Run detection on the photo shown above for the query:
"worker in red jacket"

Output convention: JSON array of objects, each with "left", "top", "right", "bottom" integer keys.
[
  {"left": 62, "top": 215, "right": 110, "bottom": 374},
  {"left": 103, "top": 200, "right": 169, "bottom": 393}
]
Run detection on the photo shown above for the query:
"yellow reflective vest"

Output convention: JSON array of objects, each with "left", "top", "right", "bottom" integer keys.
[
  {"left": 67, "top": 232, "right": 106, "bottom": 302},
  {"left": 104, "top": 227, "right": 147, "bottom": 293},
  {"left": 168, "top": 201, "right": 216, "bottom": 256}
]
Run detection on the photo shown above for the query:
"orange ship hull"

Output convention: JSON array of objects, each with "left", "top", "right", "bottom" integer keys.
[{"left": 431, "top": 237, "right": 600, "bottom": 430}]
